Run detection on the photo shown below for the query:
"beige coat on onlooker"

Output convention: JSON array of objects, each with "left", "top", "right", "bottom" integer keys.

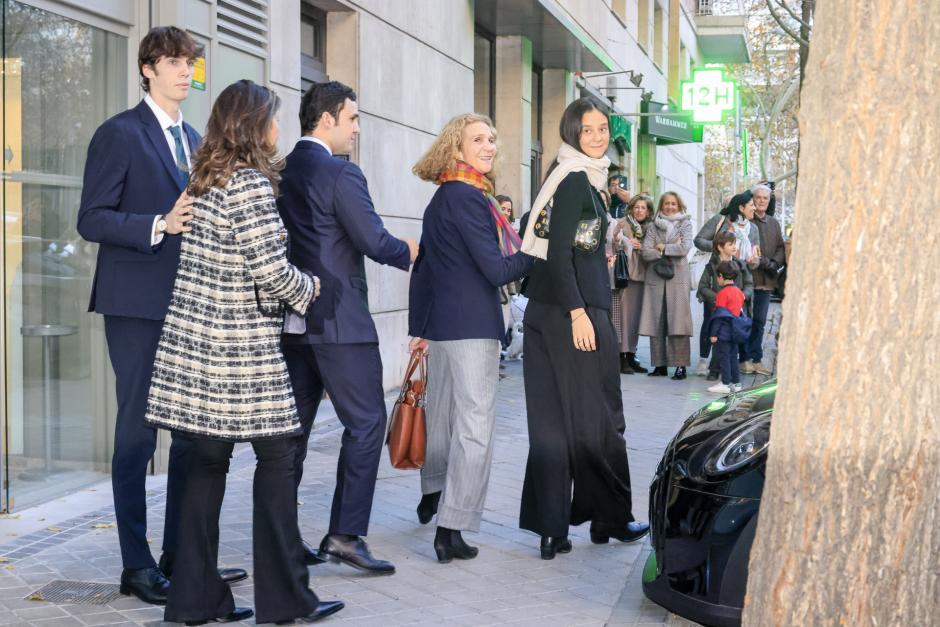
[{"left": 638, "top": 213, "right": 694, "bottom": 338}]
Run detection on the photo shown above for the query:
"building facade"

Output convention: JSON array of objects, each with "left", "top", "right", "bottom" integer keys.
[{"left": 0, "top": 0, "right": 745, "bottom": 511}]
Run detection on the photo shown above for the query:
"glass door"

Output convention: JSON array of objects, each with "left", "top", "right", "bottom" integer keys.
[{"left": 2, "top": 0, "right": 127, "bottom": 511}]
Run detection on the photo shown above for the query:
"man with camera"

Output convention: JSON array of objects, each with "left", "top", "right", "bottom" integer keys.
[{"left": 743, "top": 182, "right": 786, "bottom": 376}]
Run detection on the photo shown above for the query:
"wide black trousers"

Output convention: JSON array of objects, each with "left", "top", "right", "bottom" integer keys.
[
  {"left": 164, "top": 437, "right": 318, "bottom": 624},
  {"left": 520, "top": 301, "right": 636, "bottom": 538}
]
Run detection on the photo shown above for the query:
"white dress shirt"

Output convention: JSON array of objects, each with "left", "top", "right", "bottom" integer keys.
[
  {"left": 300, "top": 135, "right": 332, "bottom": 155},
  {"left": 145, "top": 94, "right": 191, "bottom": 246}
]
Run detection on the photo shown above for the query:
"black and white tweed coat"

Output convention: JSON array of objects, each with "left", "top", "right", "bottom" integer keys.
[{"left": 146, "top": 168, "right": 316, "bottom": 440}]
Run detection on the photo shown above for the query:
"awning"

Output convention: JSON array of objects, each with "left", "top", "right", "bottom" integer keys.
[{"left": 474, "top": 0, "right": 616, "bottom": 72}]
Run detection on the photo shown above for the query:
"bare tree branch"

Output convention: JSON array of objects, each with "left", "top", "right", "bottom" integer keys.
[
  {"left": 766, "top": 0, "right": 810, "bottom": 47},
  {"left": 775, "top": 0, "right": 813, "bottom": 31}
]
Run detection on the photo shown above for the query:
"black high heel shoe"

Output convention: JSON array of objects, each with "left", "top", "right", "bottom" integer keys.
[
  {"left": 417, "top": 491, "right": 441, "bottom": 525},
  {"left": 539, "top": 536, "right": 572, "bottom": 560},
  {"left": 433, "top": 527, "right": 478, "bottom": 563},
  {"left": 590, "top": 521, "right": 650, "bottom": 544},
  {"left": 647, "top": 366, "right": 668, "bottom": 377},
  {"left": 671, "top": 367, "right": 687, "bottom": 380}
]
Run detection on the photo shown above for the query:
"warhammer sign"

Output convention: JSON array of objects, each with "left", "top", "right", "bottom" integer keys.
[{"left": 640, "top": 101, "right": 701, "bottom": 144}]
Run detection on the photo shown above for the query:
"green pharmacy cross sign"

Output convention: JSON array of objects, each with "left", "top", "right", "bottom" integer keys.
[{"left": 680, "top": 68, "right": 737, "bottom": 124}]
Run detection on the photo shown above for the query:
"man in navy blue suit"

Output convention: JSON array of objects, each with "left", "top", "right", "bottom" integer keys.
[
  {"left": 77, "top": 26, "right": 245, "bottom": 604},
  {"left": 278, "top": 81, "right": 417, "bottom": 575}
]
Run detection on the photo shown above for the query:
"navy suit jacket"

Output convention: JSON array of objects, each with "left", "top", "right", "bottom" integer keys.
[
  {"left": 408, "top": 181, "right": 533, "bottom": 342},
  {"left": 77, "top": 100, "right": 200, "bottom": 320},
  {"left": 277, "top": 140, "right": 411, "bottom": 345}
]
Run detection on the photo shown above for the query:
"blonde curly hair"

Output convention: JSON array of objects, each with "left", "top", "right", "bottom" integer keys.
[{"left": 413, "top": 113, "right": 498, "bottom": 182}]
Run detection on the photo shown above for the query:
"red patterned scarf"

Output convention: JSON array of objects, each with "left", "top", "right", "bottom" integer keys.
[{"left": 437, "top": 161, "right": 522, "bottom": 257}]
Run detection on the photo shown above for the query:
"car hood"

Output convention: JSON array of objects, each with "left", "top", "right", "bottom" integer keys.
[{"left": 665, "top": 379, "right": 776, "bottom": 498}]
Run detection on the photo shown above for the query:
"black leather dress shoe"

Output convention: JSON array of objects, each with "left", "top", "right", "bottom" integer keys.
[
  {"left": 671, "top": 367, "right": 687, "bottom": 380},
  {"left": 185, "top": 607, "right": 254, "bottom": 625},
  {"left": 318, "top": 535, "right": 395, "bottom": 575},
  {"left": 590, "top": 521, "right": 650, "bottom": 544},
  {"left": 160, "top": 552, "right": 248, "bottom": 584},
  {"left": 303, "top": 540, "right": 327, "bottom": 565},
  {"left": 539, "top": 536, "right": 572, "bottom": 560},
  {"left": 120, "top": 566, "right": 169, "bottom": 605},
  {"left": 416, "top": 491, "right": 441, "bottom": 525},
  {"left": 276, "top": 600, "right": 346, "bottom": 624},
  {"left": 218, "top": 568, "right": 248, "bottom": 584},
  {"left": 647, "top": 366, "right": 668, "bottom": 377}
]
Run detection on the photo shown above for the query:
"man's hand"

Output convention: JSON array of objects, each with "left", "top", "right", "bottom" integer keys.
[
  {"left": 161, "top": 191, "right": 194, "bottom": 236},
  {"left": 405, "top": 238, "right": 419, "bottom": 263},
  {"left": 613, "top": 187, "right": 631, "bottom": 203},
  {"left": 710, "top": 336, "right": 718, "bottom": 344}
]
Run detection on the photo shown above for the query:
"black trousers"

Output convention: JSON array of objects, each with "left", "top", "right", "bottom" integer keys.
[
  {"left": 104, "top": 315, "right": 191, "bottom": 569},
  {"left": 283, "top": 342, "right": 386, "bottom": 536},
  {"left": 520, "top": 301, "right": 635, "bottom": 537},
  {"left": 164, "top": 437, "right": 318, "bottom": 624}
]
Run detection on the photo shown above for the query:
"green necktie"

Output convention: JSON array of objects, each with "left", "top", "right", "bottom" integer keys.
[{"left": 167, "top": 125, "right": 190, "bottom": 186}]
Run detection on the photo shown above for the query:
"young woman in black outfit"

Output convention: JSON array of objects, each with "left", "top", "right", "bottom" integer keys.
[{"left": 518, "top": 98, "right": 649, "bottom": 559}]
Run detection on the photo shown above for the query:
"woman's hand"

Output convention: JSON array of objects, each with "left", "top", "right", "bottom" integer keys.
[
  {"left": 408, "top": 337, "right": 429, "bottom": 355},
  {"left": 630, "top": 237, "right": 642, "bottom": 249},
  {"left": 656, "top": 243, "right": 666, "bottom": 253},
  {"left": 570, "top": 308, "right": 596, "bottom": 351}
]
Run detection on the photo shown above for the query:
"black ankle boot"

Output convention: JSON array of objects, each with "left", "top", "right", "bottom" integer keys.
[
  {"left": 619, "top": 353, "right": 635, "bottom": 375},
  {"left": 433, "top": 527, "right": 477, "bottom": 563},
  {"left": 626, "top": 353, "right": 648, "bottom": 374},
  {"left": 648, "top": 366, "right": 668, "bottom": 377},
  {"left": 671, "top": 367, "right": 687, "bottom": 380},
  {"left": 417, "top": 491, "right": 441, "bottom": 525},
  {"left": 539, "top": 536, "right": 572, "bottom": 560}
]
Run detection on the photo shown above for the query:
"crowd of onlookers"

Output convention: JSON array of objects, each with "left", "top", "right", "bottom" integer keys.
[{"left": 497, "top": 178, "right": 789, "bottom": 394}]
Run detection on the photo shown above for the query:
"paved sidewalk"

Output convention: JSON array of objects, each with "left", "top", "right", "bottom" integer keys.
[{"left": 0, "top": 302, "right": 780, "bottom": 627}]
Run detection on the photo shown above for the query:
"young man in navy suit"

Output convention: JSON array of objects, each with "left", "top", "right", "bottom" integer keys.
[
  {"left": 278, "top": 81, "right": 418, "bottom": 575},
  {"left": 77, "top": 26, "right": 245, "bottom": 604}
]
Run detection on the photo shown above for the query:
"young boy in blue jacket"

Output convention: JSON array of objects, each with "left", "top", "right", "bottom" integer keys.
[{"left": 708, "top": 261, "right": 751, "bottom": 394}]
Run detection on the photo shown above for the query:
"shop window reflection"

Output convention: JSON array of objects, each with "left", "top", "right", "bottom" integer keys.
[{"left": 2, "top": 1, "right": 126, "bottom": 510}]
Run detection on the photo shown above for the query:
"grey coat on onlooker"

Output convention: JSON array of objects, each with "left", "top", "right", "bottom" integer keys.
[
  {"left": 694, "top": 213, "right": 759, "bottom": 253},
  {"left": 638, "top": 214, "right": 694, "bottom": 338},
  {"left": 750, "top": 213, "right": 786, "bottom": 290}
]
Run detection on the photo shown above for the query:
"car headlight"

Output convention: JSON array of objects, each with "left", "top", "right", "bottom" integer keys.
[{"left": 705, "top": 412, "right": 771, "bottom": 475}]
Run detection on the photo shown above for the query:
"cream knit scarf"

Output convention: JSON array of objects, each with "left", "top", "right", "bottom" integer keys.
[{"left": 520, "top": 143, "right": 611, "bottom": 260}]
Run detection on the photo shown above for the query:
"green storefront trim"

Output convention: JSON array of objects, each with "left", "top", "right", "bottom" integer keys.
[{"left": 610, "top": 114, "right": 632, "bottom": 153}]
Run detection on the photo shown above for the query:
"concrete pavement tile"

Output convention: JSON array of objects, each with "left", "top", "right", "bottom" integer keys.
[
  {"left": 13, "top": 604, "right": 70, "bottom": 620},
  {"left": 30, "top": 617, "right": 86, "bottom": 627},
  {"left": 76, "top": 611, "right": 139, "bottom": 626}
]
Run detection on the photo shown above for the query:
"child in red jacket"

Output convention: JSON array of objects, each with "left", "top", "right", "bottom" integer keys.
[{"left": 708, "top": 261, "right": 750, "bottom": 394}]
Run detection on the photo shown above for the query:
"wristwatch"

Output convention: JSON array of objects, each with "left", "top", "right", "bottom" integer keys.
[{"left": 156, "top": 215, "right": 168, "bottom": 234}]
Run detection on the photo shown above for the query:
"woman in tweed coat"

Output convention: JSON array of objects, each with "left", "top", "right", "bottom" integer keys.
[
  {"left": 639, "top": 192, "right": 694, "bottom": 380},
  {"left": 145, "top": 81, "right": 343, "bottom": 625}
]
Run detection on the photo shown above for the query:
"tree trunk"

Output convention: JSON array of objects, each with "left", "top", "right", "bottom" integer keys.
[{"left": 743, "top": 2, "right": 940, "bottom": 626}]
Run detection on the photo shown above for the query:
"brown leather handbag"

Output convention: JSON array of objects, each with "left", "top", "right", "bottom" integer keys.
[{"left": 386, "top": 349, "right": 427, "bottom": 470}]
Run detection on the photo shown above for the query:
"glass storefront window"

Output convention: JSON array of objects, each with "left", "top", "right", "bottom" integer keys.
[{"left": 2, "top": 1, "right": 127, "bottom": 511}]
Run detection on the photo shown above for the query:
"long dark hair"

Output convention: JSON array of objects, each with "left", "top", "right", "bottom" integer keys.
[
  {"left": 189, "top": 80, "right": 282, "bottom": 197},
  {"left": 544, "top": 96, "right": 608, "bottom": 181}
]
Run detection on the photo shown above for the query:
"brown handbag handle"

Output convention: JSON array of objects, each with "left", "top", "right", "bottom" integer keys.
[{"left": 397, "top": 350, "right": 422, "bottom": 402}]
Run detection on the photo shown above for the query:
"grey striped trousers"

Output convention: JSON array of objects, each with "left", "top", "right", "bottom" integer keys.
[{"left": 420, "top": 338, "right": 500, "bottom": 532}]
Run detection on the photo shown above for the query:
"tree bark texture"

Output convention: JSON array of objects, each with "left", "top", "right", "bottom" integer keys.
[{"left": 743, "top": 2, "right": 940, "bottom": 626}]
